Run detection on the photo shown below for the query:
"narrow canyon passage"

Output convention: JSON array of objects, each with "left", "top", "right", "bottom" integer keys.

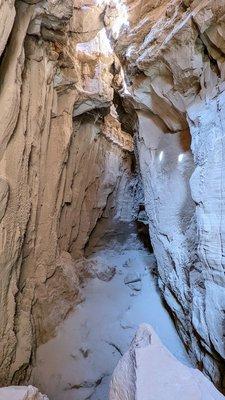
[
  {"left": 31, "top": 222, "right": 191, "bottom": 400},
  {"left": 2, "top": 1, "right": 225, "bottom": 399}
]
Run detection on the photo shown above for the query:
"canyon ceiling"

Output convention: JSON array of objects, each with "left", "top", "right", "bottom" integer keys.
[{"left": 1, "top": 0, "right": 225, "bottom": 396}]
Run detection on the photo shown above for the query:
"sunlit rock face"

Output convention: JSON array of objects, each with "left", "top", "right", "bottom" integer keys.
[
  {"left": 0, "top": 385, "right": 48, "bottom": 400},
  {"left": 116, "top": 0, "right": 225, "bottom": 388},
  {"left": 0, "top": 0, "right": 134, "bottom": 385},
  {"left": 110, "top": 324, "right": 225, "bottom": 400}
]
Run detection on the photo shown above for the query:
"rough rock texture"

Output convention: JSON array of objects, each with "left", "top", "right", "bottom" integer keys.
[
  {"left": 0, "top": 385, "right": 48, "bottom": 400},
  {"left": 0, "top": 0, "right": 134, "bottom": 385},
  {"left": 109, "top": 324, "right": 225, "bottom": 400},
  {"left": 0, "top": 1, "right": 15, "bottom": 58},
  {"left": 115, "top": 0, "right": 225, "bottom": 388}
]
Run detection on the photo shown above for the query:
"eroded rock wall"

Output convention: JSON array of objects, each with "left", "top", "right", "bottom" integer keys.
[
  {"left": 116, "top": 0, "right": 225, "bottom": 387},
  {"left": 137, "top": 110, "right": 197, "bottom": 355},
  {"left": 0, "top": 0, "right": 134, "bottom": 385}
]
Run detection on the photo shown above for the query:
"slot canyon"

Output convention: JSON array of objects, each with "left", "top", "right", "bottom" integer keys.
[{"left": 1, "top": 0, "right": 225, "bottom": 399}]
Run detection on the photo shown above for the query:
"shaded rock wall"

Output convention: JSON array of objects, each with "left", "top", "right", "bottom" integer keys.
[{"left": 116, "top": 0, "right": 225, "bottom": 387}]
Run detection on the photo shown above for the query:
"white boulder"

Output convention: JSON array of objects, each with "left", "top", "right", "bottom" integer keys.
[{"left": 110, "top": 324, "right": 225, "bottom": 400}]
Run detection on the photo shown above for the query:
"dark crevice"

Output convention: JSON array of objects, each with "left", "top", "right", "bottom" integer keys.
[
  {"left": 135, "top": 203, "right": 153, "bottom": 252},
  {"left": 113, "top": 91, "right": 138, "bottom": 136},
  {"left": 106, "top": 341, "right": 123, "bottom": 356},
  {"left": 75, "top": 106, "right": 110, "bottom": 125},
  {"left": 0, "top": 24, "right": 14, "bottom": 84},
  {"left": 193, "top": 18, "right": 224, "bottom": 78}
]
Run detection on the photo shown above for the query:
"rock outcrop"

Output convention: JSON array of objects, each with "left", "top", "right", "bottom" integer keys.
[{"left": 110, "top": 324, "right": 225, "bottom": 400}]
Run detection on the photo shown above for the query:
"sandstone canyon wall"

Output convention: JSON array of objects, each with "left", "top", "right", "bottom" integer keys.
[
  {"left": 0, "top": 0, "right": 134, "bottom": 385},
  {"left": 1, "top": 0, "right": 225, "bottom": 395}
]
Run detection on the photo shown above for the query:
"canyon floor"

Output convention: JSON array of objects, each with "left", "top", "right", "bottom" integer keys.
[{"left": 31, "top": 230, "right": 191, "bottom": 400}]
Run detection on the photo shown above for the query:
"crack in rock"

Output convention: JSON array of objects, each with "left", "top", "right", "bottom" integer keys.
[
  {"left": 106, "top": 341, "right": 123, "bottom": 356},
  {"left": 66, "top": 373, "right": 108, "bottom": 391}
]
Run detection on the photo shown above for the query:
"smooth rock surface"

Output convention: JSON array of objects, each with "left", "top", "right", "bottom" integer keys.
[
  {"left": 110, "top": 324, "right": 225, "bottom": 400},
  {"left": 0, "top": 386, "right": 48, "bottom": 400}
]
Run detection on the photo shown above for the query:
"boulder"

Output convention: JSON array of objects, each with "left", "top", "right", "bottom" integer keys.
[
  {"left": 0, "top": 386, "right": 48, "bottom": 400},
  {"left": 110, "top": 324, "right": 225, "bottom": 400}
]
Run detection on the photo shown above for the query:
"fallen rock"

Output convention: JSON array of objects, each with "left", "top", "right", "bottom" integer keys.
[
  {"left": 130, "top": 292, "right": 140, "bottom": 297},
  {"left": 128, "top": 281, "right": 142, "bottom": 291},
  {"left": 0, "top": 386, "right": 48, "bottom": 400},
  {"left": 76, "top": 257, "right": 116, "bottom": 282},
  {"left": 90, "top": 258, "right": 116, "bottom": 282},
  {"left": 95, "top": 265, "right": 116, "bottom": 282},
  {"left": 123, "top": 258, "right": 135, "bottom": 268},
  {"left": 124, "top": 273, "right": 141, "bottom": 285},
  {"left": 109, "top": 324, "right": 225, "bottom": 400}
]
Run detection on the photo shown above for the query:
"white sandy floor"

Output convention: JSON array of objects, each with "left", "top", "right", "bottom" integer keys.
[{"left": 31, "top": 248, "right": 191, "bottom": 400}]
